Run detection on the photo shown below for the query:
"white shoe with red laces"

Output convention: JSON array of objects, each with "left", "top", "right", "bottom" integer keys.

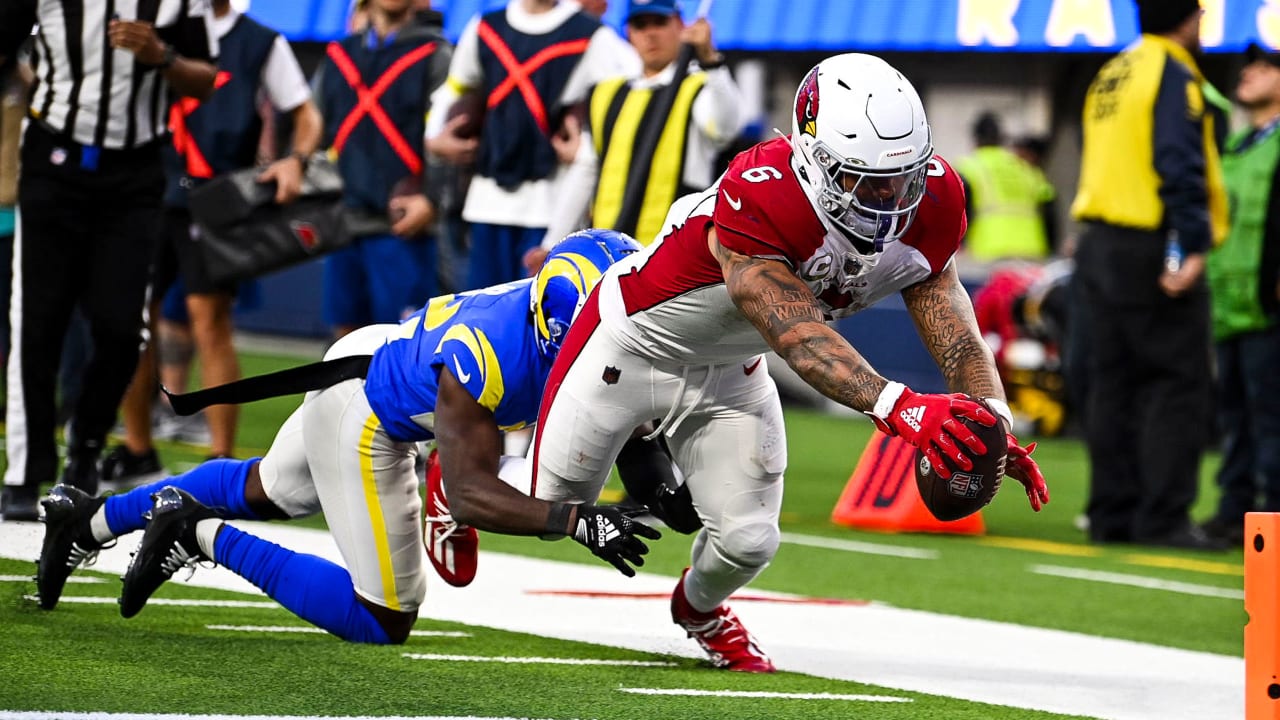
[
  {"left": 422, "top": 450, "right": 479, "bottom": 587},
  {"left": 671, "top": 567, "right": 775, "bottom": 673}
]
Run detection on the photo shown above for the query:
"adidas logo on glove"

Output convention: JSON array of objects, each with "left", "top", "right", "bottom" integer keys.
[
  {"left": 899, "top": 405, "right": 925, "bottom": 432},
  {"left": 595, "top": 515, "right": 620, "bottom": 547}
]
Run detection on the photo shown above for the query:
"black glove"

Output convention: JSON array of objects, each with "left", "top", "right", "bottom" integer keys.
[
  {"left": 648, "top": 483, "right": 703, "bottom": 535},
  {"left": 571, "top": 504, "right": 662, "bottom": 577},
  {"left": 616, "top": 435, "right": 703, "bottom": 534}
]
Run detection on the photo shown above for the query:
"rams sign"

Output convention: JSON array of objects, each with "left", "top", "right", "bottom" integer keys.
[{"left": 248, "top": 0, "right": 1280, "bottom": 53}]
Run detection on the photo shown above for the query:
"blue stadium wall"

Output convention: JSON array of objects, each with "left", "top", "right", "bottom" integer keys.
[{"left": 248, "top": 0, "right": 1280, "bottom": 53}]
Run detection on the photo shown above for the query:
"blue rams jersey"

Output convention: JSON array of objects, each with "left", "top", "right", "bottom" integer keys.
[{"left": 364, "top": 279, "right": 552, "bottom": 442}]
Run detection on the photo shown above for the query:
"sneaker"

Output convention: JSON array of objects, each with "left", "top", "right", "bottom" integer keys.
[
  {"left": 119, "top": 486, "right": 218, "bottom": 618},
  {"left": 151, "top": 403, "right": 184, "bottom": 441},
  {"left": 1139, "top": 524, "right": 1231, "bottom": 552},
  {"left": 671, "top": 568, "right": 775, "bottom": 673},
  {"left": 422, "top": 450, "right": 478, "bottom": 587},
  {"left": 174, "top": 413, "right": 212, "bottom": 446},
  {"left": 100, "top": 445, "right": 166, "bottom": 486},
  {"left": 36, "top": 484, "right": 108, "bottom": 610},
  {"left": 152, "top": 404, "right": 211, "bottom": 445},
  {"left": 59, "top": 443, "right": 102, "bottom": 496},
  {"left": 1200, "top": 516, "right": 1246, "bottom": 547},
  {"left": 1, "top": 485, "right": 41, "bottom": 522}
]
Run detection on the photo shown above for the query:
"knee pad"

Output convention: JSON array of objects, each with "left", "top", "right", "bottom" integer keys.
[
  {"left": 699, "top": 474, "right": 783, "bottom": 571},
  {"left": 258, "top": 453, "right": 320, "bottom": 518},
  {"left": 713, "top": 517, "right": 780, "bottom": 571}
]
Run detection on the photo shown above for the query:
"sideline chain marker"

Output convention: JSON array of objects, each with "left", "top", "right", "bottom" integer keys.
[{"left": 1247, "top": 512, "right": 1280, "bottom": 719}]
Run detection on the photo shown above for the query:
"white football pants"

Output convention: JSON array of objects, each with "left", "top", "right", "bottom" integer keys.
[
  {"left": 532, "top": 308, "right": 786, "bottom": 612},
  {"left": 257, "top": 324, "right": 428, "bottom": 613}
]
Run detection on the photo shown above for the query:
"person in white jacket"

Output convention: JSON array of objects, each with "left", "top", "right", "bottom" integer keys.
[{"left": 425, "top": 0, "right": 637, "bottom": 291}]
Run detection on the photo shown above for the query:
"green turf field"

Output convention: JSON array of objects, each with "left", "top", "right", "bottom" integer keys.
[{"left": 0, "top": 349, "right": 1242, "bottom": 719}]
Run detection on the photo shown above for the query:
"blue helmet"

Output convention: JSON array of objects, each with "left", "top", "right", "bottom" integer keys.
[{"left": 532, "top": 229, "right": 642, "bottom": 356}]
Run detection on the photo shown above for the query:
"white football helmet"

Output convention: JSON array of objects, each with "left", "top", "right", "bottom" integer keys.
[{"left": 790, "top": 54, "right": 933, "bottom": 254}]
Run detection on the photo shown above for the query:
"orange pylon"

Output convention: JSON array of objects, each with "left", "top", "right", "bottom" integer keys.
[{"left": 831, "top": 431, "right": 985, "bottom": 535}]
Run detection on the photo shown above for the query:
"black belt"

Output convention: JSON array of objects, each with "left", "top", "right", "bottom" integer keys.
[{"left": 163, "top": 355, "right": 373, "bottom": 416}]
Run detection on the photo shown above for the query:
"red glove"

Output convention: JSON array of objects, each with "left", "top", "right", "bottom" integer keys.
[
  {"left": 868, "top": 383, "right": 996, "bottom": 479},
  {"left": 1006, "top": 433, "right": 1050, "bottom": 511}
]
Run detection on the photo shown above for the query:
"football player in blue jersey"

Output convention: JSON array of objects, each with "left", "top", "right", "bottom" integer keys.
[{"left": 34, "top": 229, "right": 662, "bottom": 645}]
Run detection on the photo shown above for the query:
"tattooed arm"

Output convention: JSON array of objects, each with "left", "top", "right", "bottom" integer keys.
[
  {"left": 709, "top": 229, "right": 887, "bottom": 412},
  {"left": 904, "top": 263, "right": 1051, "bottom": 510},
  {"left": 900, "top": 263, "right": 1003, "bottom": 400},
  {"left": 710, "top": 229, "right": 1000, "bottom": 475}
]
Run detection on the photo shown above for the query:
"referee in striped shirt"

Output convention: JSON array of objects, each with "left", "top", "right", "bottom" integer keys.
[{"left": 0, "top": 0, "right": 217, "bottom": 520}]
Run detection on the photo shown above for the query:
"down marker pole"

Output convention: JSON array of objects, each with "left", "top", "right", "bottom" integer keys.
[{"left": 1247, "top": 512, "right": 1280, "bottom": 719}]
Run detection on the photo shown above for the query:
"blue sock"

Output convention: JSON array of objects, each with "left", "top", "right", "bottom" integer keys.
[
  {"left": 104, "top": 458, "right": 262, "bottom": 537},
  {"left": 213, "top": 524, "right": 392, "bottom": 644}
]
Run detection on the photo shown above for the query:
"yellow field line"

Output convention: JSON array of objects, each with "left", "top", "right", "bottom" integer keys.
[
  {"left": 976, "top": 536, "right": 1104, "bottom": 557},
  {"left": 1119, "top": 553, "right": 1243, "bottom": 577},
  {"left": 977, "top": 536, "right": 1243, "bottom": 576}
]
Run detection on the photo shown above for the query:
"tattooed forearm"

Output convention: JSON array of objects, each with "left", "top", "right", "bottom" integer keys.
[
  {"left": 734, "top": 278, "right": 824, "bottom": 337},
  {"left": 902, "top": 265, "right": 1003, "bottom": 399},
  {"left": 712, "top": 235, "right": 887, "bottom": 411}
]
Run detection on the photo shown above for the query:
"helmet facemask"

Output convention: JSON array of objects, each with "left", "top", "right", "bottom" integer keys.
[
  {"left": 804, "top": 139, "right": 931, "bottom": 253},
  {"left": 534, "top": 274, "right": 587, "bottom": 356}
]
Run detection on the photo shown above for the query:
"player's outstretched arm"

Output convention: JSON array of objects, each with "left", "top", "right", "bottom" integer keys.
[
  {"left": 710, "top": 229, "right": 886, "bottom": 412},
  {"left": 901, "top": 265, "right": 1049, "bottom": 510},
  {"left": 434, "top": 366, "right": 572, "bottom": 536},
  {"left": 710, "top": 230, "right": 999, "bottom": 477},
  {"left": 433, "top": 367, "right": 662, "bottom": 570},
  {"left": 900, "top": 262, "right": 1002, "bottom": 399}
]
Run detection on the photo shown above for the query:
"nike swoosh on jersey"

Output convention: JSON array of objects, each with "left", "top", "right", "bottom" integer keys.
[
  {"left": 723, "top": 190, "right": 743, "bottom": 211},
  {"left": 744, "top": 358, "right": 762, "bottom": 375},
  {"left": 453, "top": 356, "right": 473, "bottom": 384}
]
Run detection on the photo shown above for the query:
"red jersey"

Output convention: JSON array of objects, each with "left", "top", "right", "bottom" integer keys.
[{"left": 595, "top": 137, "right": 967, "bottom": 365}]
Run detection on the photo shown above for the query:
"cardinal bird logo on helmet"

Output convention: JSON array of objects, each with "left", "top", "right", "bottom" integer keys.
[{"left": 796, "top": 66, "right": 820, "bottom": 137}]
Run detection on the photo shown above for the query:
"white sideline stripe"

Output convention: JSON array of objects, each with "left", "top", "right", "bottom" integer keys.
[
  {"left": 618, "top": 687, "right": 912, "bottom": 703},
  {"left": 206, "top": 624, "right": 471, "bottom": 638},
  {"left": 0, "top": 714, "right": 550, "bottom": 720},
  {"left": 0, "top": 707, "right": 547, "bottom": 712},
  {"left": 0, "top": 575, "right": 104, "bottom": 584},
  {"left": 25, "top": 595, "right": 279, "bottom": 609},
  {"left": 780, "top": 531, "right": 940, "bottom": 560},
  {"left": 403, "top": 653, "right": 676, "bottom": 667},
  {"left": 1029, "top": 565, "right": 1244, "bottom": 600}
]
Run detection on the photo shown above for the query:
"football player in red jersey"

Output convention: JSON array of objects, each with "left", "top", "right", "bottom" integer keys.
[{"left": 530, "top": 54, "right": 1050, "bottom": 673}]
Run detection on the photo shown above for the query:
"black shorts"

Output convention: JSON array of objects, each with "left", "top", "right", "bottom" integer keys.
[{"left": 153, "top": 206, "right": 236, "bottom": 298}]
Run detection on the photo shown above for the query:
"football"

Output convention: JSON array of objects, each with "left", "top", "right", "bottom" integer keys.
[
  {"left": 913, "top": 414, "right": 1007, "bottom": 521},
  {"left": 446, "top": 89, "right": 485, "bottom": 139}
]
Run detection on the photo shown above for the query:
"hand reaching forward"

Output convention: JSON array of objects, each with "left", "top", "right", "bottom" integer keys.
[
  {"left": 868, "top": 384, "right": 996, "bottom": 479},
  {"left": 1005, "top": 433, "right": 1049, "bottom": 511},
  {"left": 571, "top": 504, "right": 662, "bottom": 577}
]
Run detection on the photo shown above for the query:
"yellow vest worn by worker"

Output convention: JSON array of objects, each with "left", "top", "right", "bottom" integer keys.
[
  {"left": 1071, "top": 34, "right": 1228, "bottom": 245},
  {"left": 589, "top": 72, "right": 706, "bottom": 245},
  {"left": 957, "top": 146, "right": 1055, "bottom": 260}
]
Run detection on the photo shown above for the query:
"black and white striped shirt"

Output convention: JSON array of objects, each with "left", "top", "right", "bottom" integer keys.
[{"left": 2, "top": 0, "right": 216, "bottom": 150}]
